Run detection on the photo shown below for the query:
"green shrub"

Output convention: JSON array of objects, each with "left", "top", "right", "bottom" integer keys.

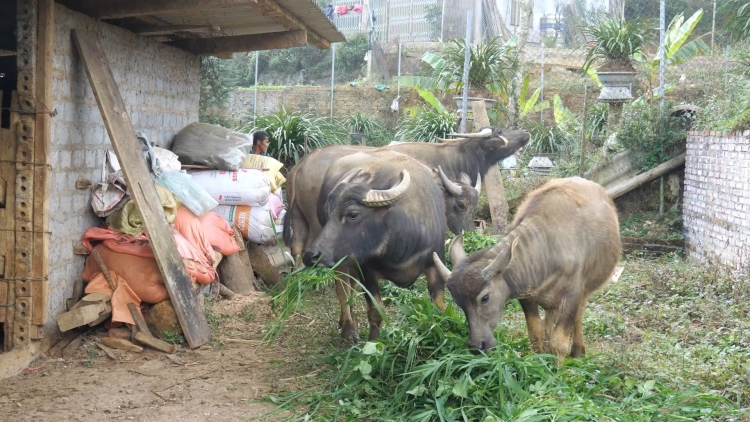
[
  {"left": 238, "top": 106, "right": 347, "bottom": 166},
  {"left": 581, "top": 17, "right": 651, "bottom": 72},
  {"left": 616, "top": 100, "right": 687, "bottom": 171},
  {"left": 395, "top": 107, "right": 457, "bottom": 142}
]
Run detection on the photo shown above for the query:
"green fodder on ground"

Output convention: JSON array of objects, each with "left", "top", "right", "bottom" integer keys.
[{"left": 252, "top": 242, "right": 749, "bottom": 421}]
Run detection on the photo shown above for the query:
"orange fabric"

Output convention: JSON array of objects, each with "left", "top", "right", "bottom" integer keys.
[
  {"left": 199, "top": 211, "right": 240, "bottom": 256},
  {"left": 81, "top": 226, "right": 217, "bottom": 284},
  {"left": 84, "top": 271, "right": 142, "bottom": 326},
  {"left": 174, "top": 206, "right": 215, "bottom": 266},
  {"left": 82, "top": 244, "right": 169, "bottom": 303}
]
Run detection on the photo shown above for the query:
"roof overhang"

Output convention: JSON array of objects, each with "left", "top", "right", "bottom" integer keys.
[{"left": 55, "top": 0, "right": 346, "bottom": 57}]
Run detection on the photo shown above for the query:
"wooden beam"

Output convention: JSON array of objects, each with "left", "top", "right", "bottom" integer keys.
[
  {"left": 167, "top": 29, "right": 307, "bottom": 56},
  {"left": 13, "top": 0, "right": 37, "bottom": 348},
  {"left": 250, "top": 0, "right": 329, "bottom": 48},
  {"left": 72, "top": 30, "right": 210, "bottom": 348},
  {"left": 471, "top": 101, "right": 510, "bottom": 235},
  {"left": 606, "top": 153, "right": 686, "bottom": 200},
  {"left": 132, "top": 24, "right": 219, "bottom": 37},
  {"left": 31, "top": 0, "right": 53, "bottom": 332},
  {"left": 65, "top": 0, "right": 257, "bottom": 20}
]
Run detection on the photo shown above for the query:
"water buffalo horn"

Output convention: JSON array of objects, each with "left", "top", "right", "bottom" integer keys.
[
  {"left": 363, "top": 170, "right": 411, "bottom": 207},
  {"left": 498, "top": 135, "right": 509, "bottom": 146},
  {"left": 432, "top": 252, "right": 452, "bottom": 282},
  {"left": 438, "top": 166, "right": 463, "bottom": 197},
  {"left": 435, "top": 136, "right": 468, "bottom": 142},
  {"left": 449, "top": 235, "right": 467, "bottom": 265},
  {"left": 450, "top": 127, "right": 493, "bottom": 138},
  {"left": 474, "top": 173, "right": 482, "bottom": 193},
  {"left": 480, "top": 236, "right": 516, "bottom": 282}
]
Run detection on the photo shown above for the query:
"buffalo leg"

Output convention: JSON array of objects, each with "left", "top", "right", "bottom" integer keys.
[
  {"left": 519, "top": 299, "right": 544, "bottom": 354},
  {"left": 569, "top": 299, "right": 588, "bottom": 358},
  {"left": 361, "top": 272, "right": 385, "bottom": 341},
  {"left": 542, "top": 307, "right": 558, "bottom": 354},
  {"left": 425, "top": 266, "right": 446, "bottom": 311},
  {"left": 335, "top": 269, "right": 359, "bottom": 343},
  {"left": 549, "top": 296, "right": 579, "bottom": 364},
  {"left": 287, "top": 205, "right": 308, "bottom": 263}
]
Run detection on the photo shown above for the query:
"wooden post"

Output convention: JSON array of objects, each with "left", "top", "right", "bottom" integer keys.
[
  {"left": 72, "top": 30, "right": 210, "bottom": 348},
  {"left": 0, "top": 93, "right": 19, "bottom": 351},
  {"left": 13, "top": 0, "right": 38, "bottom": 347},
  {"left": 471, "top": 100, "right": 510, "bottom": 234},
  {"left": 579, "top": 84, "right": 587, "bottom": 177},
  {"left": 31, "top": 0, "right": 53, "bottom": 334}
]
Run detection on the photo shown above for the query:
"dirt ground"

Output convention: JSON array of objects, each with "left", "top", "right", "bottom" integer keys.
[{"left": 0, "top": 293, "right": 310, "bottom": 422}]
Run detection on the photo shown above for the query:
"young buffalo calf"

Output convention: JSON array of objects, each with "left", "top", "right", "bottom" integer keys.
[{"left": 433, "top": 177, "right": 621, "bottom": 362}]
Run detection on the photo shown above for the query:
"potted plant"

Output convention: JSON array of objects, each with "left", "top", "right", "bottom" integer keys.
[
  {"left": 581, "top": 18, "right": 649, "bottom": 101},
  {"left": 345, "top": 111, "right": 382, "bottom": 146}
]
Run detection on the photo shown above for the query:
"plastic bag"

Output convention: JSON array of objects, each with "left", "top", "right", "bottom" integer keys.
[
  {"left": 153, "top": 146, "right": 182, "bottom": 173},
  {"left": 170, "top": 122, "right": 253, "bottom": 170},
  {"left": 156, "top": 170, "right": 218, "bottom": 217}
]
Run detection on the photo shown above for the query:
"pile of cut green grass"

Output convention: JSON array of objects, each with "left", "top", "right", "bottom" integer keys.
[{"left": 264, "top": 294, "right": 736, "bottom": 421}]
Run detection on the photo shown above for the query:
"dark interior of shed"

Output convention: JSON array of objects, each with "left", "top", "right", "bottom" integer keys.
[{"left": 0, "top": 1, "right": 17, "bottom": 129}]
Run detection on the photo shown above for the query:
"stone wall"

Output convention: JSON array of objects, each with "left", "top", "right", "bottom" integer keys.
[
  {"left": 47, "top": 5, "right": 200, "bottom": 333},
  {"left": 683, "top": 131, "right": 750, "bottom": 269},
  {"left": 228, "top": 85, "right": 418, "bottom": 124}
]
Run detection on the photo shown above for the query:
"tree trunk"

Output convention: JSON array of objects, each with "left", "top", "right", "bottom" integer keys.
[
  {"left": 217, "top": 252, "right": 256, "bottom": 295},
  {"left": 246, "top": 242, "right": 282, "bottom": 288}
]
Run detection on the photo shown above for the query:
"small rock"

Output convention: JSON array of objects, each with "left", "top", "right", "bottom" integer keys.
[
  {"left": 145, "top": 300, "right": 183, "bottom": 340},
  {"left": 107, "top": 327, "right": 131, "bottom": 340}
]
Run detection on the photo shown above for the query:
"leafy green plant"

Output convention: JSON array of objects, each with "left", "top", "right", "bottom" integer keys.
[
  {"left": 395, "top": 89, "right": 457, "bottom": 142},
  {"left": 616, "top": 101, "right": 687, "bottom": 170},
  {"left": 266, "top": 293, "right": 734, "bottom": 421},
  {"left": 238, "top": 106, "right": 347, "bottom": 166},
  {"left": 722, "top": 0, "right": 750, "bottom": 41},
  {"left": 397, "top": 36, "right": 518, "bottom": 95},
  {"left": 635, "top": 10, "right": 709, "bottom": 98},
  {"left": 581, "top": 17, "right": 650, "bottom": 72},
  {"left": 162, "top": 331, "right": 185, "bottom": 345},
  {"left": 517, "top": 74, "right": 551, "bottom": 119},
  {"left": 345, "top": 111, "right": 383, "bottom": 137}
]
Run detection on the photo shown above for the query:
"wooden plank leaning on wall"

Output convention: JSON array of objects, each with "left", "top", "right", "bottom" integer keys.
[{"left": 72, "top": 29, "right": 211, "bottom": 349}]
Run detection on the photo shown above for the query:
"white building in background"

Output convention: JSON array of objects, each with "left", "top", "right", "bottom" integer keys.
[{"left": 491, "top": 0, "right": 614, "bottom": 45}]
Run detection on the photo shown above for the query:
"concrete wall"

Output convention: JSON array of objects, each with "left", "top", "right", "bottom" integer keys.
[
  {"left": 683, "top": 131, "right": 750, "bottom": 269},
  {"left": 47, "top": 5, "right": 200, "bottom": 334}
]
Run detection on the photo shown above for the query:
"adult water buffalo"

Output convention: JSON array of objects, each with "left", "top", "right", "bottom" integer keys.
[
  {"left": 433, "top": 177, "right": 621, "bottom": 362},
  {"left": 283, "top": 126, "right": 531, "bottom": 261},
  {"left": 305, "top": 150, "right": 470, "bottom": 342}
]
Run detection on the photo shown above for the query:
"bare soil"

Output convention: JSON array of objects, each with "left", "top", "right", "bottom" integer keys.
[{"left": 0, "top": 293, "right": 319, "bottom": 422}]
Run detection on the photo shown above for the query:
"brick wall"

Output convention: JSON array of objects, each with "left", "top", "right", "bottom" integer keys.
[
  {"left": 683, "top": 131, "right": 750, "bottom": 269},
  {"left": 46, "top": 5, "right": 200, "bottom": 332}
]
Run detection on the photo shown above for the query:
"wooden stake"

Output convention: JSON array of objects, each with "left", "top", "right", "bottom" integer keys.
[{"left": 134, "top": 331, "right": 177, "bottom": 354}]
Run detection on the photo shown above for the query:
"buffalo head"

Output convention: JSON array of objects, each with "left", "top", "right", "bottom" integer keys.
[
  {"left": 435, "top": 166, "right": 480, "bottom": 235},
  {"left": 432, "top": 235, "right": 516, "bottom": 352},
  {"left": 303, "top": 169, "right": 413, "bottom": 267}
]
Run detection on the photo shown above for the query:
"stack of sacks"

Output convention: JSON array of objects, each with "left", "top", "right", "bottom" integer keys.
[
  {"left": 188, "top": 155, "right": 288, "bottom": 244},
  {"left": 167, "top": 122, "right": 288, "bottom": 244}
]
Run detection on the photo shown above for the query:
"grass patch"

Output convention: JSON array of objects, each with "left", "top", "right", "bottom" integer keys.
[
  {"left": 256, "top": 233, "right": 748, "bottom": 421},
  {"left": 620, "top": 209, "right": 684, "bottom": 241}
]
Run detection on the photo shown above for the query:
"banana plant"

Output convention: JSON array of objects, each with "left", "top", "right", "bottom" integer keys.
[
  {"left": 635, "top": 9, "right": 709, "bottom": 96},
  {"left": 518, "top": 74, "right": 550, "bottom": 119}
]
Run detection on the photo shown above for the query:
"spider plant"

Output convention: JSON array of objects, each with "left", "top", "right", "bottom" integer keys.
[
  {"left": 581, "top": 17, "right": 650, "bottom": 73},
  {"left": 395, "top": 89, "right": 457, "bottom": 142},
  {"left": 238, "top": 105, "right": 347, "bottom": 166}
]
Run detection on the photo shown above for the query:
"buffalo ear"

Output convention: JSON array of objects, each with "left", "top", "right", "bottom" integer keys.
[{"left": 449, "top": 235, "right": 468, "bottom": 265}]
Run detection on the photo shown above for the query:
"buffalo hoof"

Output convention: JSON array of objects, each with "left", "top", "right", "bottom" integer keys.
[
  {"left": 340, "top": 321, "right": 359, "bottom": 343},
  {"left": 570, "top": 344, "right": 585, "bottom": 358},
  {"left": 367, "top": 326, "right": 380, "bottom": 341}
]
